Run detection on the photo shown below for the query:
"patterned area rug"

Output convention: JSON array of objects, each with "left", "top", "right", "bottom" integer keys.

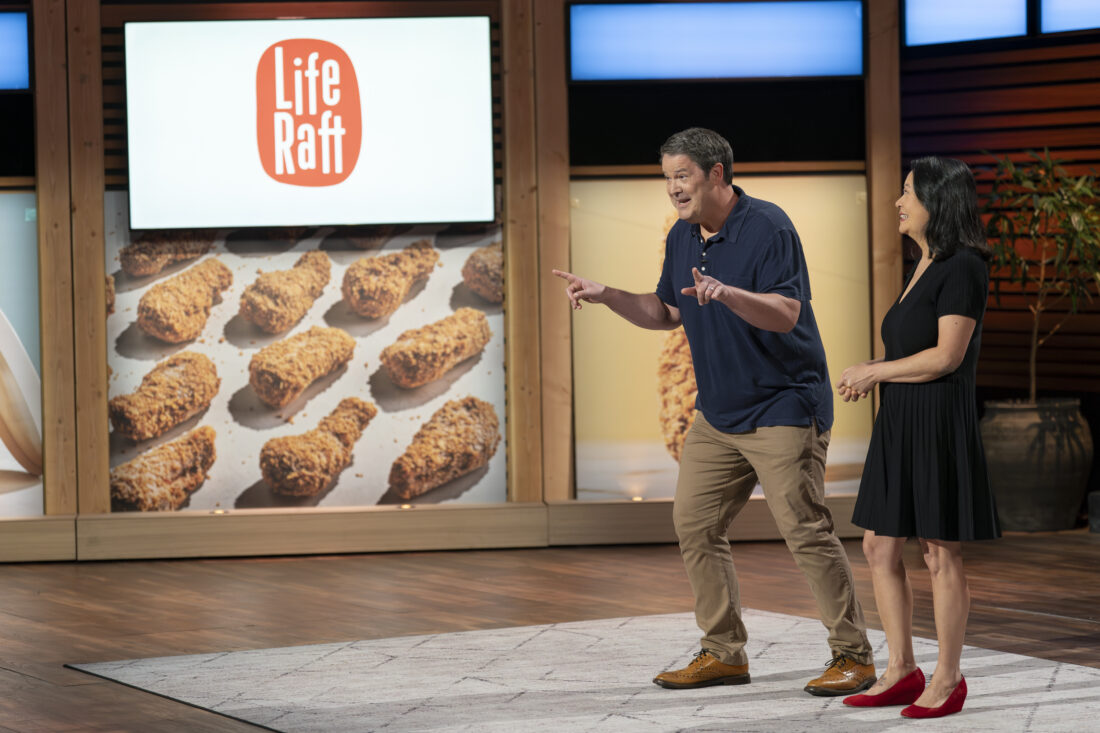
[{"left": 68, "top": 610, "right": 1100, "bottom": 732}]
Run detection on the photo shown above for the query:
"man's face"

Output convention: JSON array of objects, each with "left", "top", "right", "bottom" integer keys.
[{"left": 662, "top": 154, "right": 716, "bottom": 224}]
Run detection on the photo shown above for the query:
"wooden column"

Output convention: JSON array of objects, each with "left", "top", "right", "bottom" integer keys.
[
  {"left": 501, "top": 0, "right": 544, "bottom": 502},
  {"left": 68, "top": 0, "right": 111, "bottom": 514},
  {"left": 533, "top": 0, "right": 573, "bottom": 501},
  {"left": 865, "top": 0, "right": 903, "bottom": 362},
  {"left": 33, "top": 0, "right": 78, "bottom": 515}
]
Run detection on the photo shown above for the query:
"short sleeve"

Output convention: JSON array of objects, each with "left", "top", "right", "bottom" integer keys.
[
  {"left": 935, "top": 249, "right": 989, "bottom": 319},
  {"left": 655, "top": 230, "right": 677, "bottom": 306},
  {"left": 757, "top": 227, "right": 811, "bottom": 301}
]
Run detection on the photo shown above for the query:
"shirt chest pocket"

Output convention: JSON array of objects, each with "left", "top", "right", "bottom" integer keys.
[{"left": 717, "top": 273, "right": 753, "bottom": 292}]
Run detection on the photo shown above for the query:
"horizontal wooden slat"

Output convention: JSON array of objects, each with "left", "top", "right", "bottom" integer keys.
[
  {"left": 905, "top": 108, "right": 1100, "bottom": 134},
  {"left": 912, "top": 151, "right": 1100, "bottom": 178},
  {"left": 903, "top": 82, "right": 1100, "bottom": 118},
  {"left": 904, "top": 126, "right": 1100, "bottom": 156},
  {"left": 981, "top": 347, "right": 1100, "bottom": 363},
  {"left": 0, "top": 176, "right": 35, "bottom": 190},
  {"left": 977, "top": 372, "right": 1100, "bottom": 392},
  {"left": 902, "top": 58, "right": 1100, "bottom": 94},
  {"left": 985, "top": 294, "right": 1100, "bottom": 311},
  {"left": 77, "top": 504, "right": 547, "bottom": 560},
  {"left": 902, "top": 41, "right": 1100, "bottom": 72},
  {"left": 0, "top": 517, "right": 76, "bottom": 562},
  {"left": 982, "top": 331, "right": 1100, "bottom": 348},
  {"left": 977, "top": 360, "right": 1100, "bottom": 377},
  {"left": 984, "top": 311, "right": 1100, "bottom": 333}
]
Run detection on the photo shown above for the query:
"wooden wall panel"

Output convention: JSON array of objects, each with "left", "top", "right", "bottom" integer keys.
[
  {"left": 69, "top": 0, "right": 112, "bottom": 514},
  {"left": 865, "top": 0, "right": 903, "bottom": 363},
  {"left": 547, "top": 496, "right": 862, "bottom": 545},
  {"left": 501, "top": 0, "right": 543, "bottom": 502},
  {"left": 533, "top": 0, "right": 573, "bottom": 502},
  {"left": 77, "top": 504, "right": 548, "bottom": 560},
  {"left": 33, "top": 0, "right": 79, "bottom": 515},
  {"left": 901, "top": 36, "right": 1100, "bottom": 394}
]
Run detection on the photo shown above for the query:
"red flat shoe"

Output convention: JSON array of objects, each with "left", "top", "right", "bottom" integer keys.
[
  {"left": 900, "top": 676, "right": 967, "bottom": 718},
  {"left": 843, "top": 667, "right": 925, "bottom": 707}
]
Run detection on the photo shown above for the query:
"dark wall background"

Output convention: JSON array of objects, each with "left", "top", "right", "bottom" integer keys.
[{"left": 569, "top": 78, "right": 866, "bottom": 166}]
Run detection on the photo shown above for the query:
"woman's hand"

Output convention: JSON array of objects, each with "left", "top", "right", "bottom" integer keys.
[{"left": 837, "top": 361, "right": 879, "bottom": 403}]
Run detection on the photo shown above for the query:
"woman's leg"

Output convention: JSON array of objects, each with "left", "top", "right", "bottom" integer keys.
[
  {"left": 861, "top": 530, "right": 918, "bottom": 694},
  {"left": 914, "top": 538, "right": 968, "bottom": 707}
]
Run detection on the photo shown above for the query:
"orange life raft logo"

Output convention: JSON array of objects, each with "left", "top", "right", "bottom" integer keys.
[{"left": 256, "top": 39, "right": 361, "bottom": 186}]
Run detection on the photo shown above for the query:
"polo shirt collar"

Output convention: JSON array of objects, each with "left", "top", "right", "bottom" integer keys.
[{"left": 690, "top": 184, "right": 751, "bottom": 245}]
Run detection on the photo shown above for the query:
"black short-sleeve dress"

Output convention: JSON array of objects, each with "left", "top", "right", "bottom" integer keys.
[{"left": 852, "top": 246, "right": 1001, "bottom": 540}]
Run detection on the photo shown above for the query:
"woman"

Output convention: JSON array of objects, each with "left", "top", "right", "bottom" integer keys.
[{"left": 836, "top": 156, "right": 1000, "bottom": 719}]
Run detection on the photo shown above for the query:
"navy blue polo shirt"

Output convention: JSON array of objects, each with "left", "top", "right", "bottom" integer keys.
[{"left": 655, "top": 186, "right": 833, "bottom": 434}]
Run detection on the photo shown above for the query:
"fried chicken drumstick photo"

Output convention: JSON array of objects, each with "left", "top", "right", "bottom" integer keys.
[
  {"left": 110, "top": 426, "right": 217, "bottom": 511},
  {"left": 120, "top": 230, "right": 215, "bottom": 277},
  {"left": 248, "top": 326, "right": 355, "bottom": 408},
  {"left": 389, "top": 396, "right": 500, "bottom": 500},
  {"left": 108, "top": 352, "right": 220, "bottom": 442},
  {"left": 137, "top": 258, "right": 233, "bottom": 343},
  {"left": 379, "top": 307, "right": 492, "bottom": 389},
  {"left": 239, "top": 251, "right": 331, "bottom": 334},
  {"left": 460, "top": 240, "right": 503, "bottom": 303},
  {"left": 341, "top": 240, "right": 439, "bottom": 318},
  {"left": 260, "top": 397, "right": 378, "bottom": 496}
]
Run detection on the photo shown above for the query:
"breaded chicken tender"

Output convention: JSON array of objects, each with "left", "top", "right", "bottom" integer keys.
[
  {"left": 120, "top": 230, "right": 215, "bottom": 277},
  {"left": 379, "top": 307, "right": 491, "bottom": 389},
  {"left": 341, "top": 240, "right": 438, "bottom": 318},
  {"left": 110, "top": 426, "right": 216, "bottom": 511},
  {"left": 260, "top": 397, "right": 378, "bottom": 496},
  {"left": 249, "top": 326, "right": 355, "bottom": 408},
  {"left": 105, "top": 274, "right": 115, "bottom": 316},
  {"left": 108, "top": 352, "right": 220, "bottom": 442},
  {"left": 461, "top": 240, "right": 503, "bottom": 303},
  {"left": 240, "top": 251, "right": 331, "bottom": 333},
  {"left": 137, "top": 258, "right": 233, "bottom": 343},
  {"left": 389, "top": 396, "right": 500, "bottom": 499},
  {"left": 656, "top": 328, "right": 698, "bottom": 462}
]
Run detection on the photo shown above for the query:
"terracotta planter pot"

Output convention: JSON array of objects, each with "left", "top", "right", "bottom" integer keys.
[{"left": 980, "top": 399, "right": 1093, "bottom": 532}]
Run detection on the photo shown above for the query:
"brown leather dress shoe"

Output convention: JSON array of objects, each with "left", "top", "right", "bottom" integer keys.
[
  {"left": 803, "top": 655, "right": 876, "bottom": 696},
  {"left": 653, "top": 649, "right": 751, "bottom": 689}
]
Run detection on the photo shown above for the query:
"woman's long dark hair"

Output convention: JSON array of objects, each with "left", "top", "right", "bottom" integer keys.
[{"left": 910, "top": 156, "right": 991, "bottom": 261}]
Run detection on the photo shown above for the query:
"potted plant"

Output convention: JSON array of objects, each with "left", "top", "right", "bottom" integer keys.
[{"left": 980, "top": 150, "right": 1099, "bottom": 531}]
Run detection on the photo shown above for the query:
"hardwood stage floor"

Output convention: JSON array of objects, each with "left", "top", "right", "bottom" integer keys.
[{"left": 1, "top": 530, "right": 1097, "bottom": 731}]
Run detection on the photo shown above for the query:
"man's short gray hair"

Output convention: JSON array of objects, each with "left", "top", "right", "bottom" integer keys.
[{"left": 659, "top": 127, "right": 734, "bottom": 185}]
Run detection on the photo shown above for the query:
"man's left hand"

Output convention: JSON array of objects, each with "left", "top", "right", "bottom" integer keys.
[{"left": 681, "top": 267, "right": 726, "bottom": 306}]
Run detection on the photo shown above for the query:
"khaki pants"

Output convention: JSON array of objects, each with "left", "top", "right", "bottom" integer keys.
[{"left": 673, "top": 412, "right": 871, "bottom": 666}]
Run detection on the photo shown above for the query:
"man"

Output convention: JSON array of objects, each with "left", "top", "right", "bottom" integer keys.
[{"left": 552, "top": 127, "right": 874, "bottom": 696}]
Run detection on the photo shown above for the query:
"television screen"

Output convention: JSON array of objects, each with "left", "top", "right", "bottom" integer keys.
[
  {"left": 124, "top": 17, "right": 494, "bottom": 229},
  {"left": 0, "top": 12, "right": 30, "bottom": 90},
  {"left": 569, "top": 1, "right": 864, "bottom": 81},
  {"left": 905, "top": 0, "right": 1027, "bottom": 46},
  {"left": 1042, "top": 0, "right": 1100, "bottom": 33}
]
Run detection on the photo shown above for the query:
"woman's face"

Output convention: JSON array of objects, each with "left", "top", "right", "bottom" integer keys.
[{"left": 895, "top": 171, "right": 930, "bottom": 242}]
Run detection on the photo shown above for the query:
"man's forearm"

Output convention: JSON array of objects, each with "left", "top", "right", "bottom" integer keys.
[
  {"left": 717, "top": 289, "right": 801, "bottom": 333},
  {"left": 602, "top": 289, "right": 680, "bottom": 330}
]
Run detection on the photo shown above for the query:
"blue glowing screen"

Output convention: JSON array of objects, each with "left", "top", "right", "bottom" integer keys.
[
  {"left": 569, "top": 2, "right": 863, "bottom": 81},
  {"left": 1042, "top": 0, "right": 1100, "bottom": 33},
  {"left": 0, "top": 13, "right": 30, "bottom": 90},
  {"left": 905, "top": 0, "right": 1027, "bottom": 46}
]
